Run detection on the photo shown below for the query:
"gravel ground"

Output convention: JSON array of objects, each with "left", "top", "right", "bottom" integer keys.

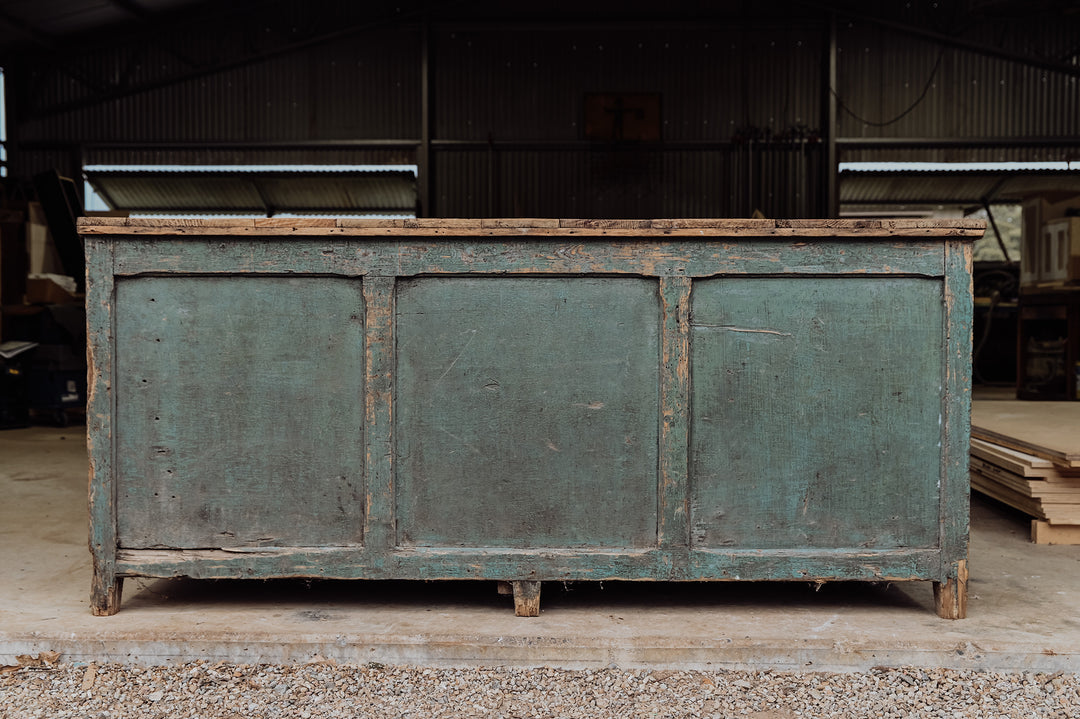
[{"left": 1, "top": 655, "right": 1077, "bottom": 718}]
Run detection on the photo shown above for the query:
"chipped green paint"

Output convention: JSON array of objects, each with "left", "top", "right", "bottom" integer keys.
[
  {"left": 688, "top": 277, "right": 944, "bottom": 551},
  {"left": 86, "top": 237, "right": 121, "bottom": 615},
  {"left": 395, "top": 277, "right": 660, "bottom": 549},
  {"left": 85, "top": 220, "right": 977, "bottom": 617},
  {"left": 114, "top": 276, "right": 367, "bottom": 549}
]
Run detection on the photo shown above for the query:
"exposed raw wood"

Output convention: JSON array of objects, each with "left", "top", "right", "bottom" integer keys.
[
  {"left": 86, "top": 238, "right": 120, "bottom": 615},
  {"left": 362, "top": 278, "right": 395, "bottom": 553},
  {"left": 658, "top": 276, "right": 691, "bottom": 550},
  {"left": 970, "top": 471, "right": 1047, "bottom": 518},
  {"left": 970, "top": 435, "right": 1080, "bottom": 532},
  {"left": 496, "top": 581, "right": 513, "bottom": 596},
  {"left": 969, "top": 457, "right": 1080, "bottom": 497},
  {"left": 560, "top": 219, "right": 656, "bottom": 229},
  {"left": 337, "top": 219, "right": 405, "bottom": 228},
  {"left": 970, "top": 437, "right": 1060, "bottom": 476},
  {"left": 90, "top": 577, "right": 123, "bottom": 617},
  {"left": 481, "top": 218, "right": 559, "bottom": 228},
  {"left": 971, "top": 401, "right": 1080, "bottom": 468},
  {"left": 942, "top": 240, "right": 973, "bottom": 574},
  {"left": 254, "top": 218, "right": 337, "bottom": 228},
  {"left": 1032, "top": 520, "right": 1080, "bottom": 545},
  {"left": 77, "top": 217, "right": 986, "bottom": 238},
  {"left": 933, "top": 560, "right": 967, "bottom": 620},
  {"left": 78, "top": 216, "right": 129, "bottom": 226},
  {"left": 513, "top": 581, "right": 541, "bottom": 617}
]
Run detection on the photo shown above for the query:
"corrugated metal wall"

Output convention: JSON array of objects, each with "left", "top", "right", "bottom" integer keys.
[
  {"left": 430, "top": 25, "right": 821, "bottom": 217},
  {"left": 433, "top": 27, "right": 820, "bottom": 142},
  {"left": 836, "top": 14, "right": 1080, "bottom": 163},
  {"left": 435, "top": 145, "right": 820, "bottom": 219},
  {"left": 19, "top": 32, "right": 422, "bottom": 143},
  {"left": 7, "top": 7, "right": 1077, "bottom": 217}
]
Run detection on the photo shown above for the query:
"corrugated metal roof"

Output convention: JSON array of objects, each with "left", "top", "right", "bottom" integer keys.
[
  {"left": 83, "top": 168, "right": 417, "bottom": 215},
  {"left": 840, "top": 168, "right": 1080, "bottom": 206}
]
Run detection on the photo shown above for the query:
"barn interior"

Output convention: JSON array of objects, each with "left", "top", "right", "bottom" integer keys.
[{"left": 1, "top": 0, "right": 1079, "bottom": 669}]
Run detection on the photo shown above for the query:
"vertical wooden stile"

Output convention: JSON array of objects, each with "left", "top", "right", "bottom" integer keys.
[
  {"left": 658, "top": 275, "right": 692, "bottom": 567},
  {"left": 363, "top": 276, "right": 396, "bottom": 553},
  {"left": 86, "top": 237, "right": 121, "bottom": 615},
  {"left": 936, "top": 239, "right": 974, "bottom": 618}
]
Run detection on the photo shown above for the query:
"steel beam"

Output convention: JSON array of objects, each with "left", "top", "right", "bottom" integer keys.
[
  {"left": 419, "top": 16, "right": 432, "bottom": 218},
  {"left": 799, "top": 1, "right": 1080, "bottom": 78},
  {"left": 822, "top": 11, "right": 839, "bottom": 218}
]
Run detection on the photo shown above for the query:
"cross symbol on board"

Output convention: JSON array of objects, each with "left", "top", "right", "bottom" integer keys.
[{"left": 604, "top": 97, "right": 646, "bottom": 140}]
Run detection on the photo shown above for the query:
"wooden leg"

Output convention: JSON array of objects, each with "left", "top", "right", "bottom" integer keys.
[
  {"left": 91, "top": 575, "right": 123, "bottom": 616},
  {"left": 512, "top": 581, "right": 541, "bottom": 617},
  {"left": 933, "top": 559, "right": 968, "bottom": 620},
  {"left": 496, "top": 581, "right": 513, "bottom": 596}
]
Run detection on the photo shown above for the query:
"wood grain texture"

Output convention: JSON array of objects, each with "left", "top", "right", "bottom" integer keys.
[
  {"left": 362, "top": 278, "right": 396, "bottom": 552},
  {"left": 970, "top": 471, "right": 1047, "bottom": 518},
  {"left": 512, "top": 580, "right": 542, "bottom": 617},
  {"left": 972, "top": 401, "right": 1080, "bottom": 467},
  {"left": 934, "top": 559, "right": 968, "bottom": 619},
  {"left": 1032, "top": 520, "right": 1080, "bottom": 544},
  {"left": 688, "top": 277, "right": 945, "bottom": 550},
  {"left": 114, "top": 546, "right": 943, "bottom": 582},
  {"left": 394, "top": 277, "right": 660, "bottom": 549},
  {"left": 970, "top": 457, "right": 1080, "bottom": 497},
  {"left": 114, "top": 276, "right": 366, "bottom": 548},
  {"left": 940, "top": 240, "right": 973, "bottom": 580},
  {"left": 85, "top": 238, "right": 120, "bottom": 614},
  {"left": 79, "top": 217, "right": 986, "bottom": 238},
  {"left": 658, "top": 277, "right": 691, "bottom": 552},
  {"left": 970, "top": 438, "right": 1063, "bottom": 476}
]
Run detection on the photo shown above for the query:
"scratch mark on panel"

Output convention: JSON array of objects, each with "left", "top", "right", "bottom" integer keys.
[
  {"left": 693, "top": 325, "right": 793, "bottom": 337},
  {"left": 432, "top": 329, "right": 478, "bottom": 390}
]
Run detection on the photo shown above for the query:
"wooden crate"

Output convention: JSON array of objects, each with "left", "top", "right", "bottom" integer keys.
[{"left": 81, "top": 217, "right": 981, "bottom": 618}]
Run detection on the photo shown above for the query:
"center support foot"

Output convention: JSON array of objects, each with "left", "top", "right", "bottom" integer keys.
[{"left": 512, "top": 580, "right": 541, "bottom": 617}]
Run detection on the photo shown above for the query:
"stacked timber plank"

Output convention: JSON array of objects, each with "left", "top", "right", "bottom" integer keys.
[{"left": 970, "top": 401, "right": 1080, "bottom": 544}]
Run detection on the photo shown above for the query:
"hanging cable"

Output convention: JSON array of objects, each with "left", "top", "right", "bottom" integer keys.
[{"left": 832, "top": 47, "right": 946, "bottom": 127}]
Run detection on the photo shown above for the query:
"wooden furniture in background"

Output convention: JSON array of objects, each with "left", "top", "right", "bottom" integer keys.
[{"left": 1016, "top": 286, "right": 1080, "bottom": 401}]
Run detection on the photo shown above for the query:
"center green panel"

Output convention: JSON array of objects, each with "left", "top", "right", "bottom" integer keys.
[
  {"left": 395, "top": 276, "right": 661, "bottom": 549},
  {"left": 689, "top": 277, "right": 945, "bottom": 551}
]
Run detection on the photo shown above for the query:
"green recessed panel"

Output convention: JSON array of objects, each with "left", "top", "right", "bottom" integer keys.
[
  {"left": 689, "top": 277, "right": 944, "bottom": 550},
  {"left": 396, "top": 277, "right": 660, "bottom": 549},
  {"left": 115, "top": 276, "right": 366, "bottom": 548}
]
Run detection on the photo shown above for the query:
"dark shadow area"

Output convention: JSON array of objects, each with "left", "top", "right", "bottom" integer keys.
[
  {"left": 970, "top": 490, "right": 1035, "bottom": 542},
  {"left": 122, "top": 574, "right": 931, "bottom": 616}
]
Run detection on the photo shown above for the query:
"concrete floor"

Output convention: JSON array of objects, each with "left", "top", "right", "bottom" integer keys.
[{"left": 3, "top": 409, "right": 1080, "bottom": 672}]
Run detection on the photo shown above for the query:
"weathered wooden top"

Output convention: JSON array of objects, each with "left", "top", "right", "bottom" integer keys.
[{"left": 78, "top": 217, "right": 986, "bottom": 239}]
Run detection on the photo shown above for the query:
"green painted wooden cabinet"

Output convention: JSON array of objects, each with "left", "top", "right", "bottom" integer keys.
[{"left": 82, "top": 218, "right": 981, "bottom": 618}]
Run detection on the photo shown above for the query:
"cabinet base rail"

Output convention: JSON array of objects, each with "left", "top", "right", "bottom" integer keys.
[{"left": 92, "top": 554, "right": 969, "bottom": 619}]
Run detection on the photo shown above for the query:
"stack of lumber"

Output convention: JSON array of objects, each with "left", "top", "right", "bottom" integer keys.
[{"left": 970, "top": 401, "right": 1080, "bottom": 544}]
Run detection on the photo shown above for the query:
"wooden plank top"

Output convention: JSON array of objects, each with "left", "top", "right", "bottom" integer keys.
[
  {"left": 971, "top": 400, "right": 1080, "bottom": 468},
  {"left": 77, "top": 217, "right": 986, "bottom": 238}
]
